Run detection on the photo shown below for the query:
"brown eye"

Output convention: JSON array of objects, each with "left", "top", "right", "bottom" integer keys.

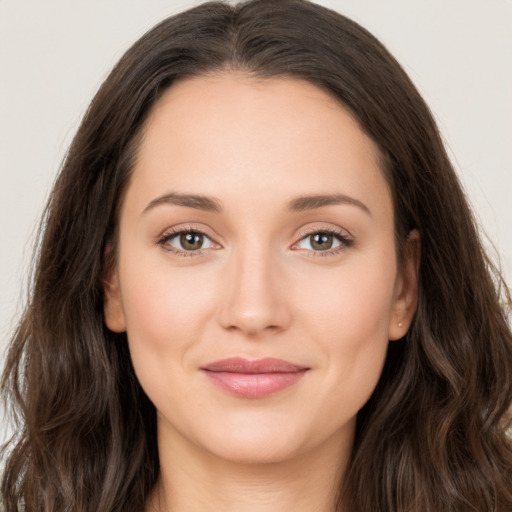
[
  {"left": 294, "top": 230, "right": 351, "bottom": 253},
  {"left": 310, "top": 233, "right": 334, "bottom": 251},
  {"left": 180, "top": 232, "right": 204, "bottom": 251},
  {"left": 161, "top": 230, "right": 215, "bottom": 253}
]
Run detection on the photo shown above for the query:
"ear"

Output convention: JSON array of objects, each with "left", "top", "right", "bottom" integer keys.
[
  {"left": 103, "top": 253, "right": 126, "bottom": 333},
  {"left": 388, "top": 229, "right": 420, "bottom": 341}
]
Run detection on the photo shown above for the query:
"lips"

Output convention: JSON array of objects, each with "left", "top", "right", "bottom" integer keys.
[{"left": 201, "top": 357, "right": 309, "bottom": 399}]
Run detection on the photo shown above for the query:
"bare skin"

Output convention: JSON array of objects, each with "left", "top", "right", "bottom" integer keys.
[
  {"left": 146, "top": 427, "right": 348, "bottom": 512},
  {"left": 104, "top": 72, "right": 419, "bottom": 512}
]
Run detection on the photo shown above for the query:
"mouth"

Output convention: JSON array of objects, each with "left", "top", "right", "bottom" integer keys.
[{"left": 200, "top": 357, "right": 310, "bottom": 399}]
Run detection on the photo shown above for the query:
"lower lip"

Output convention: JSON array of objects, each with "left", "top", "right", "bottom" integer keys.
[{"left": 203, "top": 370, "right": 308, "bottom": 398}]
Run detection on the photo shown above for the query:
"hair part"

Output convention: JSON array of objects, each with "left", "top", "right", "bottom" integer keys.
[{"left": 2, "top": 1, "right": 512, "bottom": 510}]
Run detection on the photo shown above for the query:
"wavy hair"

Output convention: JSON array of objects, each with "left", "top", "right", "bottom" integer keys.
[{"left": 2, "top": 1, "right": 512, "bottom": 510}]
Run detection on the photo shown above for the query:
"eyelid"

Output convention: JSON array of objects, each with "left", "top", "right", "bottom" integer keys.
[
  {"left": 155, "top": 223, "right": 353, "bottom": 257},
  {"left": 294, "top": 224, "right": 353, "bottom": 241},
  {"left": 156, "top": 224, "right": 222, "bottom": 256},
  {"left": 291, "top": 225, "right": 354, "bottom": 255}
]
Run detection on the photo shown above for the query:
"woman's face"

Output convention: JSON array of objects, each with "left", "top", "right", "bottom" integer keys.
[{"left": 104, "top": 73, "right": 418, "bottom": 465}]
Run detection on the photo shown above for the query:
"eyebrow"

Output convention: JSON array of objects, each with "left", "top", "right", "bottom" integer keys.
[
  {"left": 143, "top": 193, "right": 222, "bottom": 214},
  {"left": 142, "top": 192, "right": 371, "bottom": 216},
  {"left": 288, "top": 194, "right": 371, "bottom": 216}
]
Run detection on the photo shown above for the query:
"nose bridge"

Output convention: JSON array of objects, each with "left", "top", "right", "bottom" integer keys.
[{"left": 218, "top": 237, "right": 290, "bottom": 335}]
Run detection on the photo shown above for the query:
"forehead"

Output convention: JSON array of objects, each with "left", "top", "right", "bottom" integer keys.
[{"left": 125, "top": 72, "right": 392, "bottom": 221}]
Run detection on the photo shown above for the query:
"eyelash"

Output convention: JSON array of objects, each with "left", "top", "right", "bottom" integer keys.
[
  {"left": 157, "top": 225, "right": 215, "bottom": 258},
  {"left": 292, "top": 227, "right": 354, "bottom": 257},
  {"left": 157, "top": 226, "right": 354, "bottom": 258}
]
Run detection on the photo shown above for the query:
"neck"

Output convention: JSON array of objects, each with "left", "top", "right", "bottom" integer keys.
[{"left": 146, "top": 421, "right": 353, "bottom": 512}]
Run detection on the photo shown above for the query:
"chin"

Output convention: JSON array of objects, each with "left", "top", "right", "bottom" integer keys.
[
  {"left": 207, "top": 430, "right": 306, "bottom": 465},
  {"left": 169, "top": 409, "right": 311, "bottom": 466}
]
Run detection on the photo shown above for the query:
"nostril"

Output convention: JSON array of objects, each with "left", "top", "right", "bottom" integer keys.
[{"left": 219, "top": 306, "right": 291, "bottom": 337}]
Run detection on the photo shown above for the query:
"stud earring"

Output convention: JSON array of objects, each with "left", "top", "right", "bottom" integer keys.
[{"left": 398, "top": 322, "right": 403, "bottom": 328}]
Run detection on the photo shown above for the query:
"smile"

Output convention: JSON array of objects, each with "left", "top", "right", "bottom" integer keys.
[{"left": 201, "top": 357, "right": 310, "bottom": 399}]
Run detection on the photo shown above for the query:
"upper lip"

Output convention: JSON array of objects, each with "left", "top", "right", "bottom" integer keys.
[{"left": 201, "top": 357, "right": 309, "bottom": 374}]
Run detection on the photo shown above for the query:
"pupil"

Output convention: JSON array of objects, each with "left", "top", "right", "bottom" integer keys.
[
  {"left": 180, "top": 232, "right": 203, "bottom": 250},
  {"left": 311, "top": 233, "right": 333, "bottom": 250}
]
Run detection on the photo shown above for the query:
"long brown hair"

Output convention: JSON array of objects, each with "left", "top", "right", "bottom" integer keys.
[{"left": 2, "top": 1, "right": 512, "bottom": 510}]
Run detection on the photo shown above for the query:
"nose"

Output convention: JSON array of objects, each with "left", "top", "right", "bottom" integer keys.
[{"left": 217, "top": 245, "right": 292, "bottom": 337}]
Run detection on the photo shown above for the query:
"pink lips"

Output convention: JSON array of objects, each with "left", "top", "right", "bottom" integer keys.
[{"left": 201, "top": 357, "right": 309, "bottom": 399}]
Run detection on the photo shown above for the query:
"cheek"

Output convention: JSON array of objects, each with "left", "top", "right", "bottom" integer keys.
[
  {"left": 117, "top": 253, "right": 219, "bottom": 380},
  {"left": 297, "top": 254, "right": 397, "bottom": 341},
  {"left": 293, "top": 255, "right": 397, "bottom": 406}
]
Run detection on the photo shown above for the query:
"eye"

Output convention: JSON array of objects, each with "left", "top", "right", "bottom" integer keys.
[
  {"left": 159, "top": 230, "right": 216, "bottom": 254},
  {"left": 293, "top": 229, "right": 353, "bottom": 254}
]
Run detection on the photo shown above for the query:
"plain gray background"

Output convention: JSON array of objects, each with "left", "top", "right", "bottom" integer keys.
[{"left": 1, "top": 0, "right": 511, "bottom": 440}]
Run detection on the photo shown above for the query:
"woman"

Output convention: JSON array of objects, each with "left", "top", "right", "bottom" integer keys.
[{"left": 2, "top": 0, "right": 511, "bottom": 510}]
